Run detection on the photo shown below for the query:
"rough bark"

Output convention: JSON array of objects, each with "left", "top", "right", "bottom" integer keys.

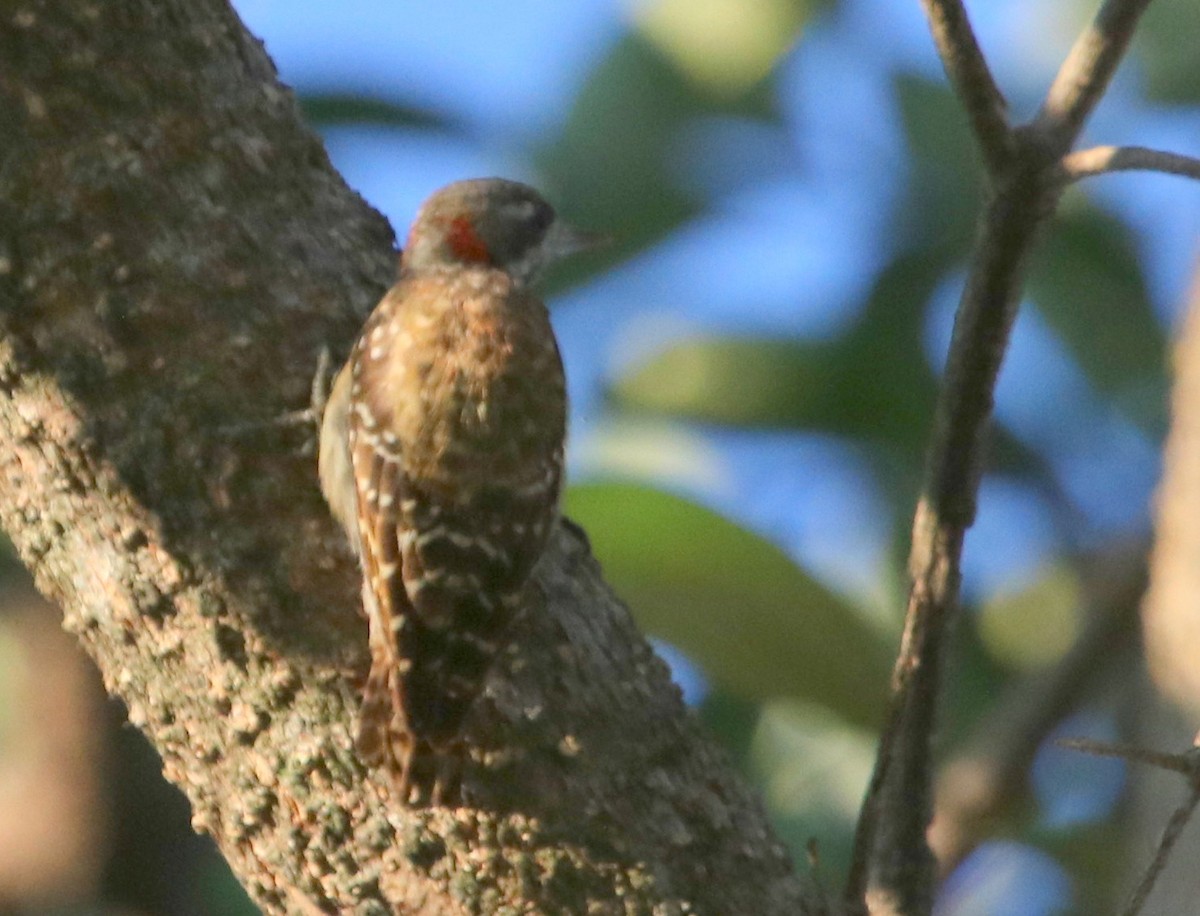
[{"left": 0, "top": 1, "right": 810, "bottom": 912}]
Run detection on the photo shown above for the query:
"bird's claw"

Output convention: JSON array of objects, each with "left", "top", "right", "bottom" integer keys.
[{"left": 217, "top": 346, "right": 336, "bottom": 455}]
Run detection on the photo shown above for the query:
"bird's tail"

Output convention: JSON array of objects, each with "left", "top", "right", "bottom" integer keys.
[{"left": 355, "top": 654, "right": 462, "bottom": 805}]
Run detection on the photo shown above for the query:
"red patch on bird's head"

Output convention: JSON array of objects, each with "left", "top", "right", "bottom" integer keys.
[{"left": 445, "top": 216, "right": 492, "bottom": 263}]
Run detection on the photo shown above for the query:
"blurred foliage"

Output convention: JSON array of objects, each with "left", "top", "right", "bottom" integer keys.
[
  {"left": 538, "top": 31, "right": 780, "bottom": 251},
  {"left": 540, "top": 38, "right": 699, "bottom": 243},
  {"left": 697, "top": 686, "right": 762, "bottom": 769},
  {"left": 631, "top": 0, "right": 814, "bottom": 93},
  {"left": 1028, "top": 203, "right": 1167, "bottom": 429},
  {"left": 6, "top": 0, "right": 1194, "bottom": 912},
  {"left": 979, "top": 564, "right": 1082, "bottom": 672},
  {"left": 1136, "top": 0, "right": 1200, "bottom": 103},
  {"left": 609, "top": 254, "right": 947, "bottom": 456},
  {"left": 299, "top": 94, "right": 452, "bottom": 129},
  {"left": 895, "top": 75, "right": 986, "bottom": 259},
  {"left": 610, "top": 253, "right": 1051, "bottom": 502},
  {"left": 938, "top": 614, "right": 1009, "bottom": 752},
  {"left": 564, "top": 481, "right": 893, "bottom": 725},
  {"left": 1038, "top": 819, "right": 1129, "bottom": 914},
  {"left": 750, "top": 698, "right": 877, "bottom": 875},
  {"left": 539, "top": 4, "right": 1184, "bottom": 908}
]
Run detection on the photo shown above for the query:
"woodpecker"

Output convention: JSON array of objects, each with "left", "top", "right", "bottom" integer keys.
[{"left": 318, "top": 178, "right": 597, "bottom": 803}]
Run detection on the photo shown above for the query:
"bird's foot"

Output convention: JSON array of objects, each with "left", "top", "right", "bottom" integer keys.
[{"left": 217, "top": 346, "right": 335, "bottom": 454}]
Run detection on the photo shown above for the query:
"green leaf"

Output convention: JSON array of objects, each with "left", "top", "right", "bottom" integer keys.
[
  {"left": 751, "top": 699, "right": 877, "bottom": 872},
  {"left": 199, "top": 850, "right": 261, "bottom": 915},
  {"left": 607, "top": 251, "right": 1069, "bottom": 503},
  {"left": 1136, "top": 0, "right": 1200, "bottom": 103},
  {"left": 298, "top": 93, "right": 452, "bottom": 130},
  {"left": 631, "top": 0, "right": 814, "bottom": 96},
  {"left": 564, "top": 482, "right": 893, "bottom": 726},
  {"left": 894, "top": 74, "right": 985, "bottom": 257},
  {"left": 1028, "top": 203, "right": 1166, "bottom": 430},
  {"left": 611, "top": 335, "right": 832, "bottom": 426},
  {"left": 978, "top": 563, "right": 1083, "bottom": 672},
  {"left": 698, "top": 687, "right": 762, "bottom": 771},
  {"left": 610, "top": 256, "right": 942, "bottom": 443},
  {"left": 539, "top": 33, "right": 782, "bottom": 254}
]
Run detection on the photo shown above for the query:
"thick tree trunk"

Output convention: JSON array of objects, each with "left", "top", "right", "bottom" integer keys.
[{"left": 0, "top": 1, "right": 810, "bottom": 912}]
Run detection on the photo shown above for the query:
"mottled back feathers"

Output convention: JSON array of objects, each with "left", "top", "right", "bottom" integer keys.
[{"left": 345, "top": 265, "right": 565, "bottom": 800}]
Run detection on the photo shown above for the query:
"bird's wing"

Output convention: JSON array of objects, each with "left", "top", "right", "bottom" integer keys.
[{"left": 348, "top": 426, "right": 419, "bottom": 786}]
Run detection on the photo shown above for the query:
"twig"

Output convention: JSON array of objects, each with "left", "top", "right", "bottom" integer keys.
[
  {"left": 846, "top": 0, "right": 1164, "bottom": 911},
  {"left": 917, "top": 0, "right": 1012, "bottom": 174},
  {"left": 1057, "top": 737, "right": 1200, "bottom": 916},
  {"left": 1035, "top": 0, "right": 1157, "bottom": 151},
  {"left": 1059, "top": 145, "right": 1200, "bottom": 184},
  {"left": 848, "top": 168, "right": 1062, "bottom": 912},
  {"left": 1121, "top": 783, "right": 1200, "bottom": 916},
  {"left": 1056, "top": 738, "right": 1194, "bottom": 774}
]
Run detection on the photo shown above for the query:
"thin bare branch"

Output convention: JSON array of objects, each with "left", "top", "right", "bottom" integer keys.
[
  {"left": 848, "top": 170, "right": 1060, "bottom": 912},
  {"left": 917, "top": 0, "right": 1012, "bottom": 174},
  {"left": 1121, "top": 784, "right": 1200, "bottom": 916},
  {"left": 1056, "top": 738, "right": 1194, "bottom": 774},
  {"left": 1035, "top": 0, "right": 1156, "bottom": 152},
  {"left": 847, "top": 1, "right": 1173, "bottom": 909},
  {"left": 1060, "top": 145, "right": 1200, "bottom": 183},
  {"left": 1058, "top": 731, "right": 1200, "bottom": 914}
]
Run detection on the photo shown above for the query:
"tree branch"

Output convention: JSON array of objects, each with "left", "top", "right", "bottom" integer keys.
[
  {"left": 1059, "top": 145, "right": 1200, "bottom": 183},
  {"left": 1056, "top": 738, "right": 1197, "bottom": 775},
  {"left": 1122, "top": 783, "right": 1200, "bottom": 916},
  {"left": 0, "top": 2, "right": 810, "bottom": 912},
  {"left": 1058, "top": 738, "right": 1200, "bottom": 916},
  {"left": 846, "top": 0, "right": 1167, "bottom": 911},
  {"left": 1144, "top": 261, "right": 1200, "bottom": 713},
  {"left": 917, "top": 0, "right": 1012, "bottom": 174},
  {"left": 1129, "top": 259, "right": 1200, "bottom": 912},
  {"left": 846, "top": 154, "right": 1061, "bottom": 915},
  {"left": 1035, "top": 0, "right": 1156, "bottom": 151}
]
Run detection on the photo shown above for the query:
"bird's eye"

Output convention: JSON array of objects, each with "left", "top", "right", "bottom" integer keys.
[{"left": 503, "top": 200, "right": 537, "bottom": 222}]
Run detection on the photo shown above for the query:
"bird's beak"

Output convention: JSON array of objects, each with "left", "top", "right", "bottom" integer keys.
[{"left": 547, "top": 220, "right": 612, "bottom": 259}]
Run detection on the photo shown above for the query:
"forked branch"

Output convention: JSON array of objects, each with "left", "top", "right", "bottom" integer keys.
[{"left": 847, "top": 0, "right": 1169, "bottom": 912}]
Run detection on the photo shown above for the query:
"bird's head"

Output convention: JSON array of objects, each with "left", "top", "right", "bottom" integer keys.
[{"left": 401, "top": 178, "right": 602, "bottom": 287}]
